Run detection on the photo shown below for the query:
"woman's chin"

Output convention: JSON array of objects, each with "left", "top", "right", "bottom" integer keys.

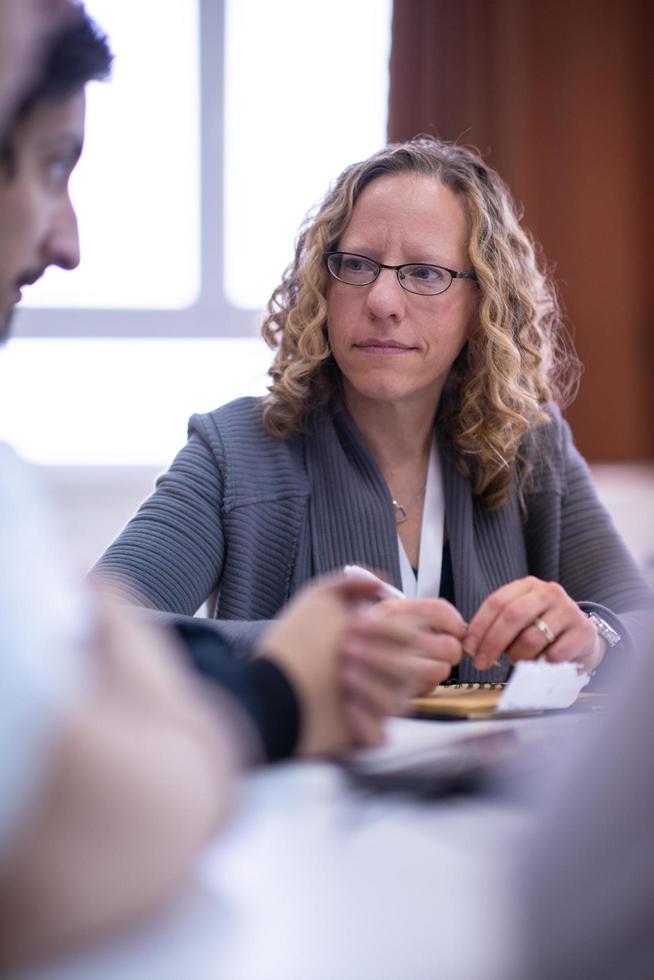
[{"left": 344, "top": 382, "right": 431, "bottom": 410}]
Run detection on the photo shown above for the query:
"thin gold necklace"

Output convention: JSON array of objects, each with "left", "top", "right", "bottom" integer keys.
[{"left": 392, "top": 486, "right": 425, "bottom": 525}]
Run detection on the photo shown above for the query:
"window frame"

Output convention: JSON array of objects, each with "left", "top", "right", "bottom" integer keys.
[{"left": 16, "top": 0, "right": 257, "bottom": 340}]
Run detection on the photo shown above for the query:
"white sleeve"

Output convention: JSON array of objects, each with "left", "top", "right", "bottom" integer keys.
[{"left": 0, "top": 444, "right": 90, "bottom": 855}]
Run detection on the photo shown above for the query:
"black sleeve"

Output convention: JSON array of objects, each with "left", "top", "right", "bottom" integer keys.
[{"left": 172, "top": 620, "right": 300, "bottom": 762}]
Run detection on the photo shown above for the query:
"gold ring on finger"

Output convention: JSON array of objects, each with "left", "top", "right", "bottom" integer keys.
[{"left": 532, "top": 618, "right": 555, "bottom": 645}]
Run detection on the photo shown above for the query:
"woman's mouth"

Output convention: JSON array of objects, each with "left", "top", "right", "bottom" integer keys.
[{"left": 354, "top": 338, "right": 415, "bottom": 353}]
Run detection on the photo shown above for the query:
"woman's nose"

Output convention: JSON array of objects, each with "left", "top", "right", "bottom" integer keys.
[{"left": 364, "top": 267, "right": 405, "bottom": 320}]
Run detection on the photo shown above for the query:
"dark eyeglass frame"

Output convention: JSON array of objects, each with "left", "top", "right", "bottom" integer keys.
[{"left": 324, "top": 251, "right": 478, "bottom": 296}]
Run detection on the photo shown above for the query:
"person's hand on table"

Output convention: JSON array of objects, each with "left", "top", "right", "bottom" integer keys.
[
  {"left": 369, "top": 597, "right": 467, "bottom": 695},
  {"left": 259, "top": 575, "right": 390, "bottom": 755},
  {"left": 260, "top": 576, "right": 464, "bottom": 754},
  {"left": 463, "top": 576, "right": 605, "bottom": 674}
]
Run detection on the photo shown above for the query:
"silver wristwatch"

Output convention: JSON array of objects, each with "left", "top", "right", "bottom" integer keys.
[{"left": 586, "top": 612, "right": 622, "bottom": 648}]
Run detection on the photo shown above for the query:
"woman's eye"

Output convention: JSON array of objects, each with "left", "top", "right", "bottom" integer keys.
[{"left": 410, "top": 265, "right": 443, "bottom": 281}]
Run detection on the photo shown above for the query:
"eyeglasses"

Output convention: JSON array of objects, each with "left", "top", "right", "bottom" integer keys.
[{"left": 325, "top": 251, "right": 477, "bottom": 296}]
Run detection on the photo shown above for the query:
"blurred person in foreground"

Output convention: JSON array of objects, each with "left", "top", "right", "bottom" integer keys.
[
  {"left": 96, "top": 137, "right": 653, "bottom": 687},
  {"left": 514, "top": 641, "right": 654, "bottom": 980},
  {"left": 0, "top": 9, "right": 428, "bottom": 969}
]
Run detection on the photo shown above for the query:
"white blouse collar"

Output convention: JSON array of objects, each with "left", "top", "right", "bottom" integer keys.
[{"left": 397, "top": 436, "right": 444, "bottom": 598}]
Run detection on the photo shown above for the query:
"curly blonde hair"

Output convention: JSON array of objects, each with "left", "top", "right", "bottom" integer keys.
[{"left": 261, "top": 136, "right": 579, "bottom": 509}]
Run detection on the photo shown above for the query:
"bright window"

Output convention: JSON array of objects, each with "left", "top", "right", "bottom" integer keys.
[
  {"left": 5, "top": 0, "right": 392, "bottom": 464},
  {"left": 24, "top": 0, "right": 201, "bottom": 311},
  {"left": 0, "top": 338, "right": 271, "bottom": 465},
  {"left": 224, "top": 0, "right": 392, "bottom": 310}
]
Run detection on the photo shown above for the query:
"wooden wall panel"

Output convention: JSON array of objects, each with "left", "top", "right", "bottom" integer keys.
[{"left": 389, "top": 0, "right": 653, "bottom": 460}]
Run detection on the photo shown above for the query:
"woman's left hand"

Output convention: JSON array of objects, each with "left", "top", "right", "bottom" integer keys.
[{"left": 463, "top": 576, "right": 606, "bottom": 674}]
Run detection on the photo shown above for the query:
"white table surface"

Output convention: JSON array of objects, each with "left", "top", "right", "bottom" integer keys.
[{"left": 18, "top": 713, "right": 593, "bottom": 980}]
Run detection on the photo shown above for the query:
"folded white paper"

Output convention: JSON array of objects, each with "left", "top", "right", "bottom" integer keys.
[{"left": 498, "top": 658, "right": 590, "bottom": 712}]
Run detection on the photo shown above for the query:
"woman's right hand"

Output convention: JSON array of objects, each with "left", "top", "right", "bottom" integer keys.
[
  {"left": 363, "top": 597, "right": 467, "bottom": 695},
  {"left": 261, "top": 579, "right": 468, "bottom": 754}
]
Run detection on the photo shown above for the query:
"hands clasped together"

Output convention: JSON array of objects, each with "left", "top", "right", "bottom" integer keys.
[
  {"left": 377, "top": 574, "right": 604, "bottom": 693},
  {"left": 263, "top": 573, "right": 605, "bottom": 757}
]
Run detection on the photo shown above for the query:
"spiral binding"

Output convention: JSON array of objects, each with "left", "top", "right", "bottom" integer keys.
[{"left": 441, "top": 681, "right": 505, "bottom": 690}]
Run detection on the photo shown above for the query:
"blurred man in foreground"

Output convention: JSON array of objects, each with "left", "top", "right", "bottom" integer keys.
[{"left": 0, "top": 7, "right": 429, "bottom": 968}]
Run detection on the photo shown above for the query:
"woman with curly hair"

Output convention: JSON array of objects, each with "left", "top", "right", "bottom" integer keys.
[{"left": 96, "top": 137, "right": 653, "bottom": 686}]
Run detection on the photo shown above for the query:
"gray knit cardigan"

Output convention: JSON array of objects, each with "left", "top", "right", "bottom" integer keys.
[{"left": 95, "top": 397, "right": 654, "bottom": 682}]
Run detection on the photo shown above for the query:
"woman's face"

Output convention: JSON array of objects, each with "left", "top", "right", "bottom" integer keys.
[{"left": 326, "top": 173, "right": 478, "bottom": 414}]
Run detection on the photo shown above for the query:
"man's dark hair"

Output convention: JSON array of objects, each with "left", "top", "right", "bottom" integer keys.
[
  {"left": 0, "top": 5, "right": 112, "bottom": 169},
  {"left": 15, "top": 5, "right": 112, "bottom": 119}
]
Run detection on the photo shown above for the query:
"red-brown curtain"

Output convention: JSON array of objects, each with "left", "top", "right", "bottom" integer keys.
[{"left": 388, "top": 0, "right": 654, "bottom": 461}]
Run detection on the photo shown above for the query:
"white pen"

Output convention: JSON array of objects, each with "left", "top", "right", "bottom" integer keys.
[{"left": 343, "top": 564, "right": 406, "bottom": 600}]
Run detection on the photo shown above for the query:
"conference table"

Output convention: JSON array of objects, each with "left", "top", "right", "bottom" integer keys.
[{"left": 18, "top": 711, "right": 595, "bottom": 980}]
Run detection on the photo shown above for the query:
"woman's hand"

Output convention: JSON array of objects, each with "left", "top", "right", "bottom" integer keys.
[
  {"left": 261, "top": 580, "right": 467, "bottom": 753},
  {"left": 366, "top": 597, "right": 467, "bottom": 694},
  {"left": 463, "top": 576, "right": 605, "bottom": 674}
]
